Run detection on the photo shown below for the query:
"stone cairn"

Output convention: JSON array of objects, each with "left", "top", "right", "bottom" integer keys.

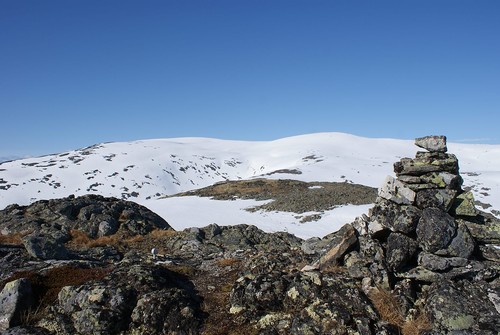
[{"left": 367, "top": 135, "right": 477, "bottom": 274}]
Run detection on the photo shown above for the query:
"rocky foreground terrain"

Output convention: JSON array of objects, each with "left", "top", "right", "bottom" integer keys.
[{"left": 0, "top": 136, "right": 499, "bottom": 335}]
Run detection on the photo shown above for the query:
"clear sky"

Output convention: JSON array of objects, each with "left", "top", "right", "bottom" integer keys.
[{"left": 1, "top": 0, "right": 499, "bottom": 158}]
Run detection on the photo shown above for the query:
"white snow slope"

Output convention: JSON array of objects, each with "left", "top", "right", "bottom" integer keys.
[{"left": 1, "top": 133, "right": 499, "bottom": 239}]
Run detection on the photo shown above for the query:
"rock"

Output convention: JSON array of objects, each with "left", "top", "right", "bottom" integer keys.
[
  {"left": 22, "top": 233, "right": 69, "bottom": 260},
  {"left": 435, "top": 221, "right": 475, "bottom": 259},
  {"left": 378, "top": 176, "right": 416, "bottom": 205},
  {"left": 97, "top": 220, "right": 118, "bottom": 237},
  {"left": 450, "top": 191, "right": 479, "bottom": 217},
  {"left": 369, "top": 199, "right": 421, "bottom": 234},
  {"left": 478, "top": 245, "right": 500, "bottom": 262},
  {"left": 418, "top": 252, "right": 468, "bottom": 272},
  {"left": 424, "top": 279, "right": 499, "bottom": 334},
  {"left": 0, "top": 194, "right": 172, "bottom": 240},
  {"left": 314, "top": 224, "right": 358, "bottom": 270},
  {"left": 48, "top": 263, "right": 204, "bottom": 335},
  {"left": 415, "top": 188, "right": 457, "bottom": 211},
  {"left": 0, "top": 278, "right": 34, "bottom": 331},
  {"left": 386, "top": 232, "right": 418, "bottom": 271},
  {"left": 129, "top": 289, "right": 202, "bottom": 335},
  {"left": 462, "top": 217, "right": 500, "bottom": 245},
  {"left": 0, "top": 326, "right": 52, "bottom": 335},
  {"left": 426, "top": 171, "right": 463, "bottom": 190},
  {"left": 416, "top": 207, "right": 456, "bottom": 253},
  {"left": 229, "top": 271, "right": 378, "bottom": 334},
  {"left": 415, "top": 135, "right": 447, "bottom": 153},
  {"left": 394, "top": 152, "right": 459, "bottom": 176}
]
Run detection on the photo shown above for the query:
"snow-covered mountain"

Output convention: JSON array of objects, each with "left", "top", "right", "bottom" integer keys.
[{"left": 1, "top": 133, "right": 499, "bottom": 238}]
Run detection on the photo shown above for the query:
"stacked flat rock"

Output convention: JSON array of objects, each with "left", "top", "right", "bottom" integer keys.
[{"left": 369, "top": 135, "right": 478, "bottom": 273}]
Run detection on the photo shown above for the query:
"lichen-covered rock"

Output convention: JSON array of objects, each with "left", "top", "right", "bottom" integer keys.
[
  {"left": 0, "top": 326, "right": 52, "bottom": 335},
  {"left": 378, "top": 176, "right": 416, "bottom": 205},
  {"left": 450, "top": 191, "right": 479, "bottom": 217},
  {"left": 416, "top": 207, "right": 457, "bottom": 253},
  {"left": 57, "top": 285, "right": 135, "bottom": 335},
  {"left": 0, "top": 195, "right": 172, "bottom": 240},
  {"left": 394, "top": 152, "right": 459, "bottom": 176},
  {"left": 370, "top": 199, "right": 421, "bottom": 234},
  {"left": 230, "top": 271, "right": 379, "bottom": 334},
  {"left": 462, "top": 216, "right": 500, "bottom": 245},
  {"left": 415, "top": 188, "right": 457, "bottom": 211},
  {"left": 415, "top": 135, "right": 447, "bottom": 153},
  {"left": 129, "top": 289, "right": 202, "bottom": 335},
  {"left": 315, "top": 223, "right": 358, "bottom": 269},
  {"left": 424, "top": 279, "right": 500, "bottom": 334},
  {"left": 418, "top": 252, "right": 468, "bottom": 272},
  {"left": 435, "top": 221, "right": 475, "bottom": 259},
  {"left": 41, "top": 263, "right": 204, "bottom": 335},
  {"left": 386, "top": 232, "right": 418, "bottom": 271}
]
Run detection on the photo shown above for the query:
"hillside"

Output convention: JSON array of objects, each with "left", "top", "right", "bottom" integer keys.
[{"left": 1, "top": 133, "right": 499, "bottom": 238}]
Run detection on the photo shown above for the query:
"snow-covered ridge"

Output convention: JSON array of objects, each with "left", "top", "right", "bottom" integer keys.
[{"left": 1, "top": 133, "right": 499, "bottom": 237}]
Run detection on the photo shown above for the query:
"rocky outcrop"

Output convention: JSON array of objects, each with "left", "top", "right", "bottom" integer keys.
[
  {"left": 0, "top": 136, "right": 498, "bottom": 334},
  {"left": 0, "top": 194, "right": 172, "bottom": 241}
]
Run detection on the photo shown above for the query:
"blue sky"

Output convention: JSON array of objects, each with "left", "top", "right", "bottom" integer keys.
[{"left": 1, "top": 0, "right": 499, "bottom": 158}]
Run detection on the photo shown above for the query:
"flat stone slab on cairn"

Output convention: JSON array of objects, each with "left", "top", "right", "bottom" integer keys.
[{"left": 415, "top": 135, "right": 447, "bottom": 153}]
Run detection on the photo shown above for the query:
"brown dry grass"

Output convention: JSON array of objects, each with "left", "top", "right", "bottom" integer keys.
[
  {"left": 216, "top": 258, "right": 241, "bottom": 267},
  {"left": 68, "top": 228, "right": 175, "bottom": 250},
  {"left": 369, "top": 287, "right": 431, "bottom": 335},
  {"left": 0, "top": 230, "right": 33, "bottom": 245},
  {"left": 402, "top": 312, "right": 432, "bottom": 335},
  {"left": 149, "top": 228, "right": 177, "bottom": 239}
]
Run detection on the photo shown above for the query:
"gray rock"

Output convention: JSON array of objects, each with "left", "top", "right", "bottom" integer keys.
[
  {"left": 315, "top": 224, "right": 358, "bottom": 270},
  {"left": 450, "top": 191, "right": 478, "bottom": 217},
  {"left": 462, "top": 217, "right": 500, "bottom": 245},
  {"left": 415, "top": 135, "right": 447, "bottom": 153},
  {"left": 0, "top": 326, "right": 52, "bottom": 335},
  {"left": 0, "top": 278, "right": 34, "bottom": 331},
  {"left": 22, "top": 233, "right": 69, "bottom": 260},
  {"left": 97, "top": 220, "right": 118, "bottom": 237},
  {"left": 415, "top": 188, "right": 457, "bottom": 211},
  {"left": 435, "top": 222, "right": 475, "bottom": 259},
  {"left": 418, "top": 252, "right": 468, "bottom": 272},
  {"left": 416, "top": 207, "right": 457, "bottom": 253},
  {"left": 424, "top": 279, "right": 499, "bottom": 334},
  {"left": 57, "top": 285, "right": 135, "bottom": 334},
  {"left": 230, "top": 271, "right": 378, "bottom": 334},
  {"left": 0, "top": 194, "right": 172, "bottom": 240},
  {"left": 370, "top": 199, "right": 421, "bottom": 234},
  {"left": 396, "top": 266, "right": 443, "bottom": 282},
  {"left": 129, "top": 289, "right": 202, "bottom": 335},
  {"left": 478, "top": 245, "right": 500, "bottom": 262},
  {"left": 378, "top": 176, "right": 416, "bottom": 205},
  {"left": 394, "top": 152, "right": 459, "bottom": 176},
  {"left": 386, "top": 232, "right": 418, "bottom": 271},
  {"left": 399, "top": 171, "right": 463, "bottom": 190}
]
